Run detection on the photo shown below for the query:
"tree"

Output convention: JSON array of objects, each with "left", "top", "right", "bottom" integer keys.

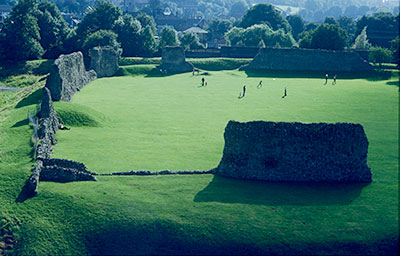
[
  {"left": 238, "top": 4, "right": 291, "bottom": 33},
  {"left": 179, "top": 32, "right": 204, "bottom": 51},
  {"left": 390, "top": 37, "right": 399, "bottom": 64},
  {"left": 268, "top": 29, "right": 297, "bottom": 48},
  {"left": 135, "top": 13, "right": 157, "bottom": 34},
  {"left": 323, "top": 16, "right": 337, "bottom": 25},
  {"left": 36, "top": 1, "right": 70, "bottom": 58},
  {"left": 337, "top": 16, "right": 356, "bottom": 44},
  {"left": 159, "top": 26, "right": 179, "bottom": 49},
  {"left": 241, "top": 24, "right": 270, "bottom": 47},
  {"left": 0, "top": 0, "right": 44, "bottom": 60},
  {"left": 287, "top": 15, "right": 304, "bottom": 40},
  {"left": 139, "top": 25, "right": 157, "bottom": 56},
  {"left": 148, "top": 0, "right": 162, "bottom": 16},
  {"left": 309, "top": 23, "right": 348, "bottom": 50},
  {"left": 298, "top": 31, "right": 312, "bottom": 48},
  {"left": 207, "top": 19, "right": 232, "bottom": 40},
  {"left": 356, "top": 12, "right": 398, "bottom": 48},
  {"left": 225, "top": 24, "right": 296, "bottom": 48},
  {"left": 369, "top": 46, "right": 392, "bottom": 67},
  {"left": 113, "top": 14, "right": 142, "bottom": 57},
  {"left": 82, "top": 29, "right": 120, "bottom": 55},
  {"left": 225, "top": 27, "right": 245, "bottom": 46},
  {"left": 75, "top": 0, "right": 121, "bottom": 47},
  {"left": 351, "top": 26, "right": 371, "bottom": 50},
  {"left": 228, "top": 0, "right": 248, "bottom": 19}
]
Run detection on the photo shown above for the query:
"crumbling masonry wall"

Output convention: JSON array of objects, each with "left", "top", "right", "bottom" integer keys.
[
  {"left": 240, "top": 47, "right": 374, "bottom": 72},
  {"left": 217, "top": 120, "right": 372, "bottom": 183},
  {"left": 23, "top": 88, "right": 97, "bottom": 196},
  {"left": 90, "top": 46, "right": 121, "bottom": 78},
  {"left": 158, "top": 46, "right": 194, "bottom": 73},
  {"left": 45, "top": 51, "right": 97, "bottom": 102}
]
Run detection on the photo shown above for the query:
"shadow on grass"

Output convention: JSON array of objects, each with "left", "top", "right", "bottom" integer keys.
[
  {"left": 386, "top": 81, "right": 399, "bottom": 87},
  {"left": 85, "top": 219, "right": 268, "bottom": 255},
  {"left": 11, "top": 118, "right": 29, "bottom": 128},
  {"left": 194, "top": 175, "right": 369, "bottom": 206},
  {"left": 15, "top": 181, "right": 36, "bottom": 203},
  {"left": 85, "top": 218, "right": 398, "bottom": 255},
  {"left": 15, "top": 88, "right": 42, "bottom": 108},
  {"left": 244, "top": 70, "right": 391, "bottom": 81}
]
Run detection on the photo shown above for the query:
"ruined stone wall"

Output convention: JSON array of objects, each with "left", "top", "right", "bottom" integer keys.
[
  {"left": 217, "top": 120, "right": 372, "bottom": 183},
  {"left": 23, "top": 87, "right": 97, "bottom": 196},
  {"left": 158, "top": 46, "right": 194, "bottom": 73},
  {"left": 90, "top": 46, "right": 121, "bottom": 78},
  {"left": 36, "top": 87, "right": 59, "bottom": 160},
  {"left": 40, "top": 158, "right": 97, "bottom": 182},
  {"left": 45, "top": 51, "right": 97, "bottom": 102},
  {"left": 240, "top": 47, "right": 373, "bottom": 72}
]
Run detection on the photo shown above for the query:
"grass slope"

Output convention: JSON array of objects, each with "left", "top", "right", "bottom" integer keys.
[{"left": 0, "top": 65, "right": 398, "bottom": 255}]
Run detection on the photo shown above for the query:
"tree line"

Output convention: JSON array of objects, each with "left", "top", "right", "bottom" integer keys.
[{"left": 0, "top": 0, "right": 398, "bottom": 64}]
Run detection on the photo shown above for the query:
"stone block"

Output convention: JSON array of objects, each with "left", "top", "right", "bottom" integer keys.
[{"left": 217, "top": 120, "right": 372, "bottom": 183}]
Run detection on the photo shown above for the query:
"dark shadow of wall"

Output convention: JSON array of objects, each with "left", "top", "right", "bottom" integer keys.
[{"left": 194, "top": 175, "right": 369, "bottom": 206}]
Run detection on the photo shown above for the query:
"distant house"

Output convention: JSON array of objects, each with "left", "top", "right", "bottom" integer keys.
[
  {"left": 61, "top": 12, "right": 82, "bottom": 28},
  {"left": 155, "top": 16, "right": 204, "bottom": 32},
  {"left": 183, "top": 27, "right": 208, "bottom": 45}
]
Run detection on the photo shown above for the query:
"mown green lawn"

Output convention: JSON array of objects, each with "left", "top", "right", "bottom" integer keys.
[{"left": 0, "top": 64, "right": 398, "bottom": 255}]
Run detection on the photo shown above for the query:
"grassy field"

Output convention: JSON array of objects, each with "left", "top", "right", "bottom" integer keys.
[{"left": 0, "top": 62, "right": 398, "bottom": 255}]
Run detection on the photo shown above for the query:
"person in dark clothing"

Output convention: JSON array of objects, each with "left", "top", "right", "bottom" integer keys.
[
  {"left": 324, "top": 73, "right": 328, "bottom": 85},
  {"left": 332, "top": 74, "right": 337, "bottom": 85},
  {"left": 201, "top": 77, "right": 205, "bottom": 86},
  {"left": 238, "top": 85, "right": 246, "bottom": 99},
  {"left": 257, "top": 80, "right": 263, "bottom": 89},
  {"left": 282, "top": 87, "right": 287, "bottom": 98}
]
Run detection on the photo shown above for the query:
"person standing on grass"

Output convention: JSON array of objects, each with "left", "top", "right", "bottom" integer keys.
[
  {"left": 324, "top": 73, "right": 328, "bottom": 85},
  {"left": 257, "top": 80, "right": 263, "bottom": 89},
  {"left": 242, "top": 85, "right": 246, "bottom": 97},
  {"left": 282, "top": 87, "right": 287, "bottom": 98},
  {"left": 332, "top": 74, "right": 337, "bottom": 85},
  {"left": 201, "top": 77, "right": 205, "bottom": 86}
]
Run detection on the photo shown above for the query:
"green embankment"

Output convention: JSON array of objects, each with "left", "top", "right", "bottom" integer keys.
[{"left": 0, "top": 59, "right": 398, "bottom": 255}]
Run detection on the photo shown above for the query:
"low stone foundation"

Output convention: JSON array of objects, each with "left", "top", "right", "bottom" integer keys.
[
  {"left": 41, "top": 158, "right": 97, "bottom": 182},
  {"left": 100, "top": 169, "right": 216, "bottom": 176},
  {"left": 217, "top": 120, "right": 372, "bottom": 183}
]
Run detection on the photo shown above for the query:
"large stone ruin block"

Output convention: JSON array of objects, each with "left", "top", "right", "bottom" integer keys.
[
  {"left": 90, "top": 46, "right": 121, "bottom": 78},
  {"left": 46, "top": 51, "right": 97, "bottom": 102},
  {"left": 217, "top": 120, "right": 372, "bottom": 183},
  {"left": 240, "top": 47, "right": 373, "bottom": 72},
  {"left": 158, "top": 46, "right": 194, "bottom": 73}
]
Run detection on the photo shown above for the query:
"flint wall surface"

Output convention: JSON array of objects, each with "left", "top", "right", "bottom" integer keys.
[
  {"left": 90, "top": 46, "right": 121, "bottom": 78},
  {"left": 240, "top": 47, "right": 374, "bottom": 72},
  {"left": 217, "top": 121, "right": 372, "bottom": 183},
  {"left": 158, "top": 46, "right": 193, "bottom": 73},
  {"left": 45, "top": 51, "right": 97, "bottom": 101}
]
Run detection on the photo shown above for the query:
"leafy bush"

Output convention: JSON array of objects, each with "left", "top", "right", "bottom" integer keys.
[
  {"left": 82, "top": 30, "right": 120, "bottom": 56},
  {"left": 369, "top": 46, "right": 393, "bottom": 67}
]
